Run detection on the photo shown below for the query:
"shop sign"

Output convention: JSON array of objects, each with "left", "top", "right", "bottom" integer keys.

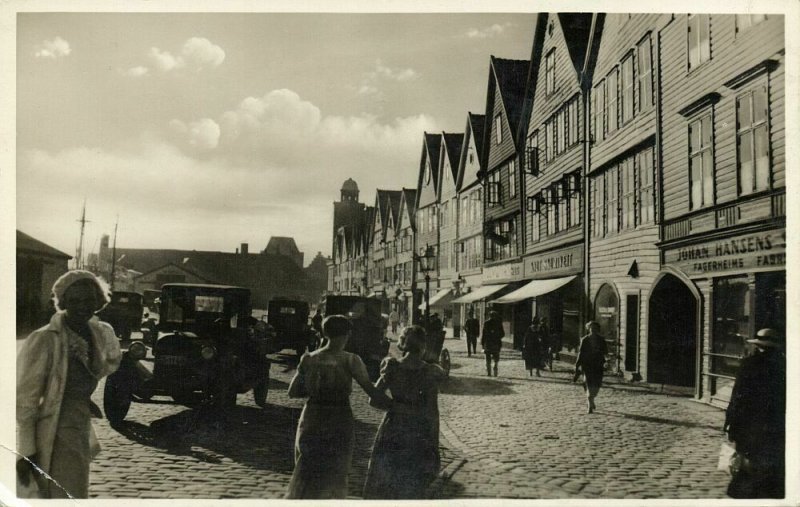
[
  {"left": 665, "top": 228, "right": 785, "bottom": 276},
  {"left": 523, "top": 244, "right": 584, "bottom": 278},
  {"left": 483, "top": 261, "right": 523, "bottom": 283}
]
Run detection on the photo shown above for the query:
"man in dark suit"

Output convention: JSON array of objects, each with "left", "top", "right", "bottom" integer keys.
[{"left": 481, "top": 310, "right": 504, "bottom": 377}]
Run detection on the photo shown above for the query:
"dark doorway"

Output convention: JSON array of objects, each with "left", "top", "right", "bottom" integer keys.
[
  {"left": 625, "top": 295, "right": 639, "bottom": 372},
  {"left": 648, "top": 274, "right": 697, "bottom": 387},
  {"left": 512, "top": 300, "right": 531, "bottom": 350},
  {"left": 594, "top": 284, "right": 619, "bottom": 373}
]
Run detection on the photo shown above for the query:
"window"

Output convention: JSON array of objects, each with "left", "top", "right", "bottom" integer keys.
[
  {"left": 621, "top": 54, "right": 635, "bottom": 124},
  {"left": 637, "top": 148, "right": 655, "bottom": 225},
  {"left": 425, "top": 159, "right": 431, "bottom": 184},
  {"left": 689, "top": 115, "right": 714, "bottom": 210},
  {"left": 592, "top": 176, "right": 605, "bottom": 237},
  {"left": 637, "top": 34, "right": 654, "bottom": 112},
  {"left": 606, "top": 67, "right": 618, "bottom": 133},
  {"left": 526, "top": 131, "right": 539, "bottom": 175},
  {"left": 688, "top": 14, "right": 711, "bottom": 70},
  {"left": 495, "top": 114, "right": 503, "bottom": 144},
  {"left": 488, "top": 170, "right": 501, "bottom": 206},
  {"left": 557, "top": 109, "right": 565, "bottom": 154},
  {"left": 557, "top": 184, "right": 568, "bottom": 232},
  {"left": 621, "top": 157, "right": 636, "bottom": 230},
  {"left": 546, "top": 194, "right": 556, "bottom": 236},
  {"left": 530, "top": 203, "right": 541, "bottom": 243},
  {"left": 593, "top": 81, "right": 605, "bottom": 142},
  {"left": 508, "top": 160, "right": 517, "bottom": 198},
  {"left": 544, "top": 123, "right": 552, "bottom": 162},
  {"left": 605, "top": 166, "right": 619, "bottom": 234},
  {"left": 736, "top": 14, "right": 766, "bottom": 32},
  {"left": 737, "top": 86, "right": 770, "bottom": 195},
  {"left": 569, "top": 174, "right": 581, "bottom": 228},
  {"left": 569, "top": 98, "right": 579, "bottom": 146},
  {"left": 545, "top": 49, "right": 556, "bottom": 94}
]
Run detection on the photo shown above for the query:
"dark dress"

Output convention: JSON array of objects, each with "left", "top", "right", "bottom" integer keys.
[
  {"left": 522, "top": 325, "right": 545, "bottom": 371},
  {"left": 575, "top": 332, "right": 607, "bottom": 396},
  {"left": 363, "top": 357, "right": 445, "bottom": 499}
]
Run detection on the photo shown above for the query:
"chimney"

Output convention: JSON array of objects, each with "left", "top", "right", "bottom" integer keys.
[{"left": 241, "top": 243, "right": 249, "bottom": 255}]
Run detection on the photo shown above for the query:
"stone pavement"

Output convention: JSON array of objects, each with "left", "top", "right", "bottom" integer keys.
[{"left": 433, "top": 336, "right": 732, "bottom": 499}]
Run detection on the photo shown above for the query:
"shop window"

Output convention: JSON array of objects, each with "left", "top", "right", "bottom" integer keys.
[
  {"left": 737, "top": 86, "right": 770, "bottom": 195},
  {"left": 711, "top": 276, "right": 750, "bottom": 379},
  {"left": 689, "top": 114, "right": 715, "bottom": 210},
  {"left": 688, "top": 14, "right": 711, "bottom": 70}
]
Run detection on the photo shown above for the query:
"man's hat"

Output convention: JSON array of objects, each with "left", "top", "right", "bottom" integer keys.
[{"left": 746, "top": 328, "right": 782, "bottom": 348}]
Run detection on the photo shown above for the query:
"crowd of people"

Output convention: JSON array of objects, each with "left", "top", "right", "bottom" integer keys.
[{"left": 16, "top": 270, "right": 786, "bottom": 500}]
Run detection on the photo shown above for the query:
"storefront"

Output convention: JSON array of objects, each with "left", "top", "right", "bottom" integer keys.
[
  {"left": 479, "top": 261, "right": 526, "bottom": 348},
  {"left": 496, "top": 244, "right": 585, "bottom": 355},
  {"left": 658, "top": 227, "right": 786, "bottom": 404}
]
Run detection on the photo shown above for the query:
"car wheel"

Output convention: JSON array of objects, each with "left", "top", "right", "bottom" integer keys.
[
  {"left": 104, "top": 376, "right": 131, "bottom": 426},
  {"left": 439, "top": 348, "right": 451, "bottom": 378}
]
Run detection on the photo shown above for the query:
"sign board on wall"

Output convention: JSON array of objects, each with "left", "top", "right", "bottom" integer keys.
[
  {"left": 664, "top": 228, "right": 785, "bottom": 277},
  {"left": 482, "top": 261, "right": 523, "bottom": 283},
  {"left": 523, "top": 244, "right": 584, "bottom": 279}
]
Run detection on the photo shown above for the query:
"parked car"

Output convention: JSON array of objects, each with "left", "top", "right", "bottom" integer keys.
[
  {"left": 103, "top": 283, "right": 271, "bottom": 425},
  {"left": 319, "top": 295, "right": 390, "bottom": 380},
  {"left": 142, "top": 288, "right": 161, "bottom": 312},
  {"left": 97, "top": 291, "right": 144, "bottom": 341},
  {"left": 266, "top": 298, "right": 316, "bottom": 355}
]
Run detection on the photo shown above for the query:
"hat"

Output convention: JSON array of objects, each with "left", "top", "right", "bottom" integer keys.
[
  {"left": 51, "top": 270, "right": 111, "bottom": 311},
  {"left": 746, "top": 328, "right": 782, "bottom": 348}
]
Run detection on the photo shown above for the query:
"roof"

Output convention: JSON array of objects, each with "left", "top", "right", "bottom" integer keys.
[
  {"left": 401, "top": 188, "right": 418, "bottom": 229},
  {"left": 442, "top": 132, "right": 464, "bottom": 184},
  {"left": 264, "top": 236, "right": 301, "bottom": 256},
  {"left": 581, "top": 14, "right": 606, "bottom": 87},
  {"left": 416, "top": 133, "right": 442, "bottom": 209},
  {"left": 341, "top": 178, "right": 359, "bottom": 192},
  {"left": 469, "top": 113, "right": 486, "bottom": 163},
  {"left": 16, "top": 230, "right": 72, "bottom": 259},
  {"left": 491, "top": 57, "right": 531, "bottom": 142},
  {"left": 135, "top": 261, "right": 215, "bottom": 282},
  {"left": 558, "top": 14, "right": 595, "bottom": 78}
]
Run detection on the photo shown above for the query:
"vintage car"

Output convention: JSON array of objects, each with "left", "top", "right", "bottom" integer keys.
[
  {"left": 103, "top": 283, "right": 271, "bottom": 425},
  {"left": 142, "top": 289, "right": 161, "bottom": 312},
  {"left": 97, "top": 291, "right": 144, "bottom": 341},
  {"left": 319, "top": 295, "right": 390, "bottom": 380},
  {"left": 266, "top": 298, "right": 316, "bottom": 355}
]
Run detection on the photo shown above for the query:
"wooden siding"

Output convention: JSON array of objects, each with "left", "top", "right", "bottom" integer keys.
[
  {"left": 461, "top": 130, "right": 482, "bottom": 190},
  {"left": 458, "top": 180, "right": 483, "bottom": 241},
  {"left": 590, "top": 14, "right": 665, "bottom": 171},
  {"left": 487, "top": 83, "right": 518, "bottom": 171},
  {"left": 659, "top": 14, "right": 785, "bottom": 223},
  {"left": 418, "top": 146, "right": 438, "bottom": 208}
]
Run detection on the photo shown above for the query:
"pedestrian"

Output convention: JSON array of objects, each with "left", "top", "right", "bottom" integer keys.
[
  {"left": 463, "top": 310, "right": 480, "bottom": 357},
  {"left": 363, "top": 325, "right": 445, "bottom": 499},
  {"left": 572, "top": 321, "right": 607, "bottom": 414},
  {"left": 724, "top": 328, "right": 785, "bottom": 499},
  {"left": 481, "top": 310, "right": 504, "bottom": 377},
  {"left": 539, "top": 316, "right": 554, "bottom": 370},
  {"left": 311, "top": 308, "right": 323, "bottom": 335},
  {"left": 522, "top": 316, "right": 545, "bottom": 377},
  {"left": 388, "top": 309, "right": 400, "bottom": 336},
  {"left": 16, "top": 270, "right": 122, "bottom": 499},
  {"left": 285, "top": 315, "right": 393, "bottom": 499}
]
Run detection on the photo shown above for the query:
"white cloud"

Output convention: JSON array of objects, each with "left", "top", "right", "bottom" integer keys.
[
  {"left": 128, "top": 37, "right": 225, "bottom": 77},
  {"left": 123, "top": 66, "right": 149, "bottom": 77},
  {"left": 34, "top": 37, "right": 71, "bottom": 59},
  {"left": 147, "top": 47, "right": 181, "bottom": 72},
  {"left": 371, "top": 59, "right": 419, "bottom": 82},
  {"left": 466, "top": 23, "right": 512, "bottom": 39},
  {"left": 169, "top": 118, "right": 220, "bottom": 151},
  {"left": 180, "top": 37, "right": 225, "bottom": 70}
]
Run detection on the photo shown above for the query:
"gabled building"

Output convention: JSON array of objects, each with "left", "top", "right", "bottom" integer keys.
[
  {"left": 331, "top": 178, "right": 370, "bottom": 295},
  {"left": 656, "top": 13, "right": 785, "bottom": 404},
  {"left": 264, "top": 236, "right": 304, "bottom": 268},
  {"left": 452, "top": 113, "right": 487, "bottom": 327},
  {"left": 585, "top": 13, "right": 669, "bottom": 380},
  {"left": 414, "top": 133, "right": 443, "bottom": 320},
  {"left": 394, "top": 188, "right": 418, "bottom": 323},
  {"left": 16, "top": 230, "right": 72, "bottom": 333},
  {"left": 370, "top": 189, "right": 402, "bottom": 311},
  {"left": 495, "top": 13, "right": 591, "bottom": 353},
  {"left": 479, "top": 55, "right": 531, "bottom": 343}
]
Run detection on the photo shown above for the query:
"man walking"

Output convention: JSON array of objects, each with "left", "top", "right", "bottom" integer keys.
[
  {"left": 463, "top": 310, "right": 480, "bottom": 357},
  {"left": 388, "top": 309, "right": 400, "bottom": 336},
  {"left": 724, "top": 328, "right": 785, "bottom": 499},
  {"left": 481, "top": 310, "right": 504, "bottom": 377},
  {"left": 573, "top": 321, "right": 607, "bottom": 413}
]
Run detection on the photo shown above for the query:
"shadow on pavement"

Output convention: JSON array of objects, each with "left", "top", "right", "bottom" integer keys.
[
  {"left": 601, "top": 409, "right": 722, "bottom": 431},
  {"left": 440, "top": 376, "right": 515, "bottom": 396}
]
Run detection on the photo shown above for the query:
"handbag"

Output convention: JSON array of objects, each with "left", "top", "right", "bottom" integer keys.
[{"left": 717, "top": 441, "right": 739, "bottom": 475}]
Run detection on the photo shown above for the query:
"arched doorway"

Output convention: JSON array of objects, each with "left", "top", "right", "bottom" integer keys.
[
  {"left": 648, "top": 273, "right": 698, "bottom": 387},
  {"left": 594, "top": 284, "right": 619, "bottom": 373}
]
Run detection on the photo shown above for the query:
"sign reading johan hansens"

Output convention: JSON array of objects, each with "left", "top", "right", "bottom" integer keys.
[{"left": 665, "top": 228, "right": 786, "bottom": 276}]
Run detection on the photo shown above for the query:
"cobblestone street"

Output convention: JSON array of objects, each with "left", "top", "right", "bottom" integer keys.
[{"left": 86, "top": 335, "right": 733, "bottom": 500}]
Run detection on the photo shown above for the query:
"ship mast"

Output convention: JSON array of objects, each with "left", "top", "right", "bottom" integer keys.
[
  {"left": 76, "top": 199, "right": 90, "bottom": 269},
  {"left": 109, "top": 216, "right": 119, "bottom": 290}
]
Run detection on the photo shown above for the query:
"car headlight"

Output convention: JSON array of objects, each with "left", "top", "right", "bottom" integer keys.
[
  {"left": 129, "top": 342, "right": 147, "bottom": 360},
  {"left": 201, "top": 345, "right": 217, "bottom": 360}
]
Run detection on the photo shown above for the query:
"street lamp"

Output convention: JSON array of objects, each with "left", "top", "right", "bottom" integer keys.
[{"left": 414, "top": 244, "right": 436, "bottom": 326}]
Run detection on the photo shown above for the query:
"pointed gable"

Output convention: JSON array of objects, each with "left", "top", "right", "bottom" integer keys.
[
  {"left": 416, "top": 132, "right": 442, "bottom": 209},
  {"left": 483, "top": 56, "right": 531, "bottom": 171},
  {"left": 440, "top": 132, "right": 464, "bottom": 195},
  {"left": 457, "top": 113, "right": 486, "bottom": 189},
  {"left": 493, "top": 57, "right": 531, "bottom": 138},
  {"left": 400, "top": 188, "right": 418, "bottom": 231},
  {"left": 558, "top": 14, "right": 595, "bottom": 78}
]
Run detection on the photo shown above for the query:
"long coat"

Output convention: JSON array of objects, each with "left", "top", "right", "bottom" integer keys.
[
  {"left": 17, "top": 312, "right": 121, "bottom": 488},
  {"left": 522, "top": 325, "right": 545, "bottom": 370}
]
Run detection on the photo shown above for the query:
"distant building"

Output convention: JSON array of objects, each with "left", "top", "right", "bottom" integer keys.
[
  {"left": 16, "top": 230, "right": 71, "bottom": 333},
  {"left": 304, "top": 251, "right": 330, "bottom": 305},
  {"left": 264, "top": 237, "right": 304, "bottom": 268}
]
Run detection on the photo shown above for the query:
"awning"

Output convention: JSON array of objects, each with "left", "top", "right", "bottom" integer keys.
[
  {"left": 451, "top": 284, "right": 509, "bottom": 304},
  {"left": 493, "top": 275, "right": 577, "bottom": 304},
  {"left": 418, "top": 288, "right": 453, "bottom": 310}
]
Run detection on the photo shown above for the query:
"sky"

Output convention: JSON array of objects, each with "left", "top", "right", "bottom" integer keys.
[{"left": 16, "top": 12, "right": 537, "bottom": 265}]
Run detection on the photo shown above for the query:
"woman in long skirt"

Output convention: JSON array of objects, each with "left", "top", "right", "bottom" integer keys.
[
  {"left": 285, "top": 315, "right": 391, "bottom": 499},
  {"left": 363, "top": 325, "right": 446, "bottom": 499},
  {"left": 522, "top": 317, "right": 545, "bottom": 377}
]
